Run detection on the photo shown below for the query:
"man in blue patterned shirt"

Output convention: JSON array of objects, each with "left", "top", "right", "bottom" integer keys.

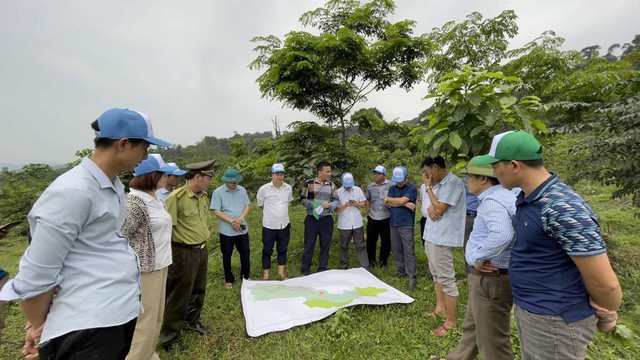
[
  {"left": 476, "top": 131, "right": 622, "bottom": 360},
  {"left": 445, "top": 157, "right": 516, "bottom": 360}
]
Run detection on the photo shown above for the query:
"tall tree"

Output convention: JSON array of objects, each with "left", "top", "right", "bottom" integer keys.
[
  {"left": 249, "top": 0, "right": 433, "bottom": 145},
  {"left": 425, "top": 10, "right": 518, "bottom": 88}
]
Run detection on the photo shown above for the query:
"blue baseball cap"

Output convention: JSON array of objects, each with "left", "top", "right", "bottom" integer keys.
[
  {"left": 372, "top": 165, "right": 387, "bottom": 174},
  {"left": 342, "top": 172, "right": 354, "bottom": 187},
  {"left": 166, "top": 162, "right": 187, "bottom": 176},
  {"left": 96, "top": 108, "right": 171, "bottom": 147},
  {"left": 134, "top": 154, "right": 173, "bottom": 176},
  {"left": 391, "top": 166, "right": 407, "bottom": 182}
]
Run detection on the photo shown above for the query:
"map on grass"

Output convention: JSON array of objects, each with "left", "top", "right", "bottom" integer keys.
[{"left": 241, "top": 267, "right": 414, "bottom": 337}]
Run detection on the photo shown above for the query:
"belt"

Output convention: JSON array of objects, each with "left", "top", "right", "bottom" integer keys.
[
  {"left": 172, "top": 242, "right": 206, "bottom": 249},
  {"left": 466, "top": 211, "right": 477, "bottom": 217},
  {"left": 466, "top": 266, "right": 508, "bottom": 277}
]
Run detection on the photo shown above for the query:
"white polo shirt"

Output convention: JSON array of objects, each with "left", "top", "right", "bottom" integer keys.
[
  {"left": 336, "top": 186, "right": 366, "bottom": 230},
  {"left": 256, "top": 181, "right": 293, "bottom": 230}
]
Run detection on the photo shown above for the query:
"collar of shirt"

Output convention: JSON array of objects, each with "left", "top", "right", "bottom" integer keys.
[
  {"left": 314, "top": 177, "right": 332, "bottom": 186},
  {"left": 434, "top": 171, "right": 455, "bottom": 189},
  {"left": 516, "top": 173, "right": 558, "bottom": 206},
  {"left": 130, "top": 188, "right": 156, "bottom": 203},
  {"left": 81, "top": 157, "right": 123, "bottom": 193},
  {"left": 477, "top": 184, "right": 502, "bottom": 202}
]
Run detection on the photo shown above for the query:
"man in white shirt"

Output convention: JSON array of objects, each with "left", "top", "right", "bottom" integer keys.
[
  {"left": 256, "top": 163, "right": 293, "bottom": 280},
  {"left": 336, "top": 173, "right": 369, "bottom": 270}
]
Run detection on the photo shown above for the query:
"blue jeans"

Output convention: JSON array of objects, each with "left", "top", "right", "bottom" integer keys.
[{"left": 514, "top": 303, "right": 597, "bottom": 360}]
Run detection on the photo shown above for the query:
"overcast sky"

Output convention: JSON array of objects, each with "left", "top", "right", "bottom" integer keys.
[{"left": 0, "top": 0, "right": 637, "bottom": 165}]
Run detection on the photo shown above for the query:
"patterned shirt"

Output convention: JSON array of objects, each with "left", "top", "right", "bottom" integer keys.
[
  {"left": 365, "top": 180, "right": 393, "bottom": 220},
  {"left": 300, "top": 178, "right": 339, "bottom": 217},
  {"left": 465, "top": 185, "right": 516, "bottom": 268},
  {"left": 510, "top": 173, "right": 606, "bottom": 323}
]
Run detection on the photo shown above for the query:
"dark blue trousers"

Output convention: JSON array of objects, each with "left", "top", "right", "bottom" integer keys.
[
  {"left": 301, "top": 215, "right": 334, "bottom": 274},
  {"left": 261, "top": 224, "right": 291, "bottom": 269}
]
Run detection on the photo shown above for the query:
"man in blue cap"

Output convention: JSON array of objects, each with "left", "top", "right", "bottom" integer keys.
[
  {"left": 336, "top": 172, "right": 369, "bottom": 270},
  {"left": 0, "top": 108, "right": 170, "bottom": 359},
  {"left": 257, "top": 163, "right": 293, "bottom": 280},
  {"left": 365, "top": 165, "right": 393, "bottom": 268},
  {"left": 384, "top": 166, "right": 418, "bottom": 291},
  {"left": 156, "top": 162, "right": 187, "bottom": 202},
  {"left": 475, "top": 130, "right": 622, "bottom": 359}
]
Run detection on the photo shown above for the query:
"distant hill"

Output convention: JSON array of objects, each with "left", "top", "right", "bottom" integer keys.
[{"left": 0, "top": 163, "right": 66, "bottom": 172}]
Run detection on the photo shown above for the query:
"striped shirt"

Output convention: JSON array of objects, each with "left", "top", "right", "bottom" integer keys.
[
  {"left": 465, "top": 185, "right": 516, "bottom": 268},
  {"left": 300, "top": 178, "right": 339, "bottom": 217}
]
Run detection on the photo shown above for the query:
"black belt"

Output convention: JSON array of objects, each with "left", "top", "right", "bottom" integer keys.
[
  {"left": 172, "top": 242, "right": 206, "bottom": 249},
  {"left": 466, "top": 266, "right": 508, "bottom": 277},
  {"left": 466, "top": 211, "right": 477, "bottom": 217}
]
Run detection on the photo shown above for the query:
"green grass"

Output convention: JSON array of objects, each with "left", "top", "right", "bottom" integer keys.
[{"left": 1, "top": 185, "right": 639, "bottom": 359}]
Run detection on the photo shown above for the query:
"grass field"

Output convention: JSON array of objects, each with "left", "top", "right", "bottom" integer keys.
[{"left": 0, "top": 182, "right": 638, "bottom": 359}]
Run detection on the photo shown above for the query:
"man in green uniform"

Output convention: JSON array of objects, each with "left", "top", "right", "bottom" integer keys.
[{"left": 160, "top": 160, "right": 216, "bottom": 354}]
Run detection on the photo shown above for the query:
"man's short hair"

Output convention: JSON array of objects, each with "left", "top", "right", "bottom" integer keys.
[
  {"left": 421, "top": 155, "right": 446, "bottom": 168},
  {"left": 316, "top": 161, "right": 332, "bottom": 172},
  {"left": 518, "top": 158, "right": 544, "bottom": 168},
  {"left": 90, "top": 120, "right": 145, "bottom": 148}
]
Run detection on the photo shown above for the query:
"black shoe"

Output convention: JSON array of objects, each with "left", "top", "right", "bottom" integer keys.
[
  {"left": 408, "top": 278, "right": 417, "bottom": 292},
  {"left": 379, "top": 261, "right": 387, "bottom": 268},
  {"left": 185, "top": 322, "right": 212, "bottom": 335},
  {"left": 163, "top": 341, "right": 185, "bottom": 354}
]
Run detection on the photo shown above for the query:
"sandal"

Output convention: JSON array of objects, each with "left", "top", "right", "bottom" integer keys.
[
  {"left": 279, "top": 274, "right": 289, "bottom": 280},
  {"left": 431, "top": 324, "right": 456, "bottom": 337},
  {"left": 225, "top": 282, "right": 233, "bottom": 290},
  {"left": 426, "top": 310, "right": 445, "bottom": 319}
]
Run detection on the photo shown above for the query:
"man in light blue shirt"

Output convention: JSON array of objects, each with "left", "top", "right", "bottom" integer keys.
[
  {"left": 0, "top": 108, "right": 171, "bottom": 359},
  {"left": 421, "top": 155, "right": 466, "bottom": 337},
  {"left": 211, "top": 168, "right": 251, "bottom": 289},
  {"left": 445, "top": 156, "right": 516, "bottom": 360}
]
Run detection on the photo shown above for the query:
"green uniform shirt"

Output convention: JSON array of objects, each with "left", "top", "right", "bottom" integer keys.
[{"left": 165, "top": 184, "right": 211, "bottom": 245}]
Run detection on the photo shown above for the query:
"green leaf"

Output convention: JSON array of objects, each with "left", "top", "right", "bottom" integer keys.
[
  {"left": 467, "top": 93, "right": 482, "bottom": 107},
  {"left": 470, "top": 125, "right": 485, "bottom": 138},
  {"left": 499, "top": 95, "right": 517, "bottom": 108},
  {"left": 449, "top": 132, "right": 462, "bottom": 149},
  {"left": 423, "top": 129, "right": 437, "bottom": 145}
]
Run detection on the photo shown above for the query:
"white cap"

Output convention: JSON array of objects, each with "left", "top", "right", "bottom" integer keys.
[
  {"left": 342, "top": 172, "right": 354, "bottom": 187},
  {"left": 372, "top": 165, "right": 387, "bottom": 174},
  {"left": 271, "top": 163, "right": 285, "bottom": 173}
]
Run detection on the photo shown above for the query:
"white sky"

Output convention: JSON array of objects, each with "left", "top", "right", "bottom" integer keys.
[{"left": 0, "top": 0, "right": 637, "bottom": 164}]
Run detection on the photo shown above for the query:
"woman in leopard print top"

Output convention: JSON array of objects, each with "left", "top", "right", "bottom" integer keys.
[{"left": 121, "top": 154, "right": 175, "bottom": 360}]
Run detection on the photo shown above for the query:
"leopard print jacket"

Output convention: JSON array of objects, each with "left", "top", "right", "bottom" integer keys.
[{"left": 121, "top": 193, "right": 156, "bottom": 272}]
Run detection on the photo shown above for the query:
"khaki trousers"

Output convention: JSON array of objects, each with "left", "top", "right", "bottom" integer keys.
[
  {"left": 446, "top": 272, "right": 513, "bottom": 360},
  {"left": 126, "top": 267, "right": 168, "bottom": 360}
]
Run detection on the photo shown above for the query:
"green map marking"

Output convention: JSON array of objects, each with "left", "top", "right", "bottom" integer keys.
[{"left": 250, "top": 283, "right": 388, "bottom": 309}]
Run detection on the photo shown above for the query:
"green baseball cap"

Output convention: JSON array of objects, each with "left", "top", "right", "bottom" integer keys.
[
  {"left": 475, "top": 131, "right": 543, "bottom": 165},
  {"left": 461, "top": 156, "right": 495, "bottom": 177}
]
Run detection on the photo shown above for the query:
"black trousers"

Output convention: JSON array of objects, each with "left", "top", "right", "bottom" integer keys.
[
  {"left": 262, "top": 224, "right": 291, "bottom": 269},
  {"left": 160, "top": 245, "right": 208, "bottom": 346},
  {"left": 39, "top": 318, "right": 137, "bottom": 360},
  {"left": 419, "top": 216, "right": 427, "bottom": 249},
  {"left": 220, "top": 233, "right": 251, "bottom": 283},
  {"left": 366, "top": 216, "right": 391, "bottom": 266},
  {"left": 301, "top": 215, "right": 334, "bottom": 274}
]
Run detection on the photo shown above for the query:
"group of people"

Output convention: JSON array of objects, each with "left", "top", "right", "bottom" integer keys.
[{"left": 0, "top": 106, "right": 624, "bottom": 360}]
